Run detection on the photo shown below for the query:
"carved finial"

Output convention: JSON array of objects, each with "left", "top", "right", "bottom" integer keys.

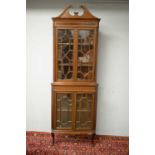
[{"left": 74, "top": 11, "right": 79, "bottom": 16}]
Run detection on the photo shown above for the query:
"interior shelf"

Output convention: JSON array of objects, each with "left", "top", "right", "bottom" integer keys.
[
  {"left": 58, "top": 64, "right": 73, "bottom": 66},
  {"left": 57, "top": 110, "right": 72, "bottom": 112},
  {"left": 78, "top": 63, "right": 93, "bottom": 67}
]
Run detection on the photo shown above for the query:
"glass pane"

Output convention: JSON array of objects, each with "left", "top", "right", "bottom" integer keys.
[
  {"left": 57, "top": 29, "right": 74, "bottom": 80},
  {"left": 76, "top": 94, "right": 93, "bottom": 129},
  {"left": 77, "top": 30, "right": 94, "bottom": 80},
  {"left": 56, "top": 93, "right": 72, "bottom": 128}
]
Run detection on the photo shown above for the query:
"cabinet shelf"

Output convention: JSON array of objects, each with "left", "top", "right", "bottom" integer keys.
[
  {"left": 78, "top": 43, "right": 93, "bottom": 46},
  {"left": 58, "top": 63, "right": 93, "bottom": 66},
  {"left": 57, "top": 110, "right": 91, "bottom": 112},
  {"left": 78, "top": 63, "right": 93, "bottom": 67},
  {"left": 58, "top": 43, "right": 73, "bottom": 45},
  {"left": 76, "top": 110, "right": 91, "bottom": 112},
  {"left": 58, "top": 63, "right": 73, "bottom": 66},
  {"left": 57, "top": 110, "right": 72, "bottom": 112},
  {"left": 57, "top": 120, "right": 72, "bottom": 123}
]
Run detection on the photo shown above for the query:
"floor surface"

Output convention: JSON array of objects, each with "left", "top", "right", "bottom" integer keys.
[{"left": 26, "top": 132, "right": 129, "bottom": 155}]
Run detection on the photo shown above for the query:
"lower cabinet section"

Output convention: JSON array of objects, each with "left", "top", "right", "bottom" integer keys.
[{"left": 52, "top": 84, "right": 97, "bottom": 135}]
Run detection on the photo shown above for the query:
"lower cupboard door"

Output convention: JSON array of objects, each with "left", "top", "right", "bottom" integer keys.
[
  {"left": 56, "top": 93, "right": 72, "bottom": 129},
  {"left": 76, "top": 93, "right": 94, "bottom": 129}
]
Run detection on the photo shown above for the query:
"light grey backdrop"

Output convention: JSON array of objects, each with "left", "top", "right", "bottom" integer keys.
[{"left": 26, "top": 0, "right": 129, "bottom": 136}]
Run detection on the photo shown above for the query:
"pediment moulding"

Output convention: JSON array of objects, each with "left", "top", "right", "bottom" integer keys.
[{"left": 52, "top": 5, "right": 100, "bottom": 21}]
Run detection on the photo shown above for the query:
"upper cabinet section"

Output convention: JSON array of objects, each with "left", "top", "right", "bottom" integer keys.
[{"left": 52, "top": 5, "right": 100, "bottom": 82}]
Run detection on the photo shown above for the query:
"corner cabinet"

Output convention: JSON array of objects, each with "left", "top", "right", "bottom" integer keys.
[{"left": 51, "top": 5, "right": 100, "bottom": 143}]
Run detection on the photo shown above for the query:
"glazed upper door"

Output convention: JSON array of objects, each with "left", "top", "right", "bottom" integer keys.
[
  {"left": 77, "top": 29, "right": 95, "bottom": 80},
  {"left": 56, "top": 28, "right": 96, "bottom": 81},
  {"left": 57, "top": 29, "right": 74, "bottom": 80}
]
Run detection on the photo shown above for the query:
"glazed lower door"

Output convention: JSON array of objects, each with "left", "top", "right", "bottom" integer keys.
[
  {"left": 55, "top": 93, "right": 94, "bottom": 130},
  {"left": 56, "top": 93, "right": 73, "bottom": 129},
  {"left": 76, "top": 93, "right": 94, "bottom": 129}
]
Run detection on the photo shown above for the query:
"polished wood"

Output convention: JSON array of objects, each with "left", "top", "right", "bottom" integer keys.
[
  {"left": 51, "top": 5, "right": 100, "bottom": 143},
  {"left": 52, "top": 5, "right": 100, "bottom": 20}
]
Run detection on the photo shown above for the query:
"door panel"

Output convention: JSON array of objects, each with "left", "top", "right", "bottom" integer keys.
[
  {"left": 76, "top": 94, "right": 93, "bottom": 129},
  {"left": 56, "top": 93, "right": 72, "bottom": 129},
  {"left": 77, "top": 30, "right": 95, "bottom": 80},
  {"left": 57, "top": 29, "right": 74, "bottom": 80}
]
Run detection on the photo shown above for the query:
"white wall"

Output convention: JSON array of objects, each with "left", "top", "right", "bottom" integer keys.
[{"left": 26, "top": 0, "right": 129, "bottom": 136}]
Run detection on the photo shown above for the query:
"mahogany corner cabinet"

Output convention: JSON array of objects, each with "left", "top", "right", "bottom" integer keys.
[{"left": 51, "top": 5, "right": 100, "bottom": 144}]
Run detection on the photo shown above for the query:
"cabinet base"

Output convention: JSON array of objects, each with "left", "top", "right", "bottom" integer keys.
[{"left": 51, "top": 130, "right": 96, "bottom": 146}]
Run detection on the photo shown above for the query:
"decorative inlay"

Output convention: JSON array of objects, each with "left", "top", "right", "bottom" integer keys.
[
  {"left": 53, "top": 86, "right": 96, "bottom": 92},
  {"left": 55, "top": 22, "right": 97, "bottom": 26}
]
